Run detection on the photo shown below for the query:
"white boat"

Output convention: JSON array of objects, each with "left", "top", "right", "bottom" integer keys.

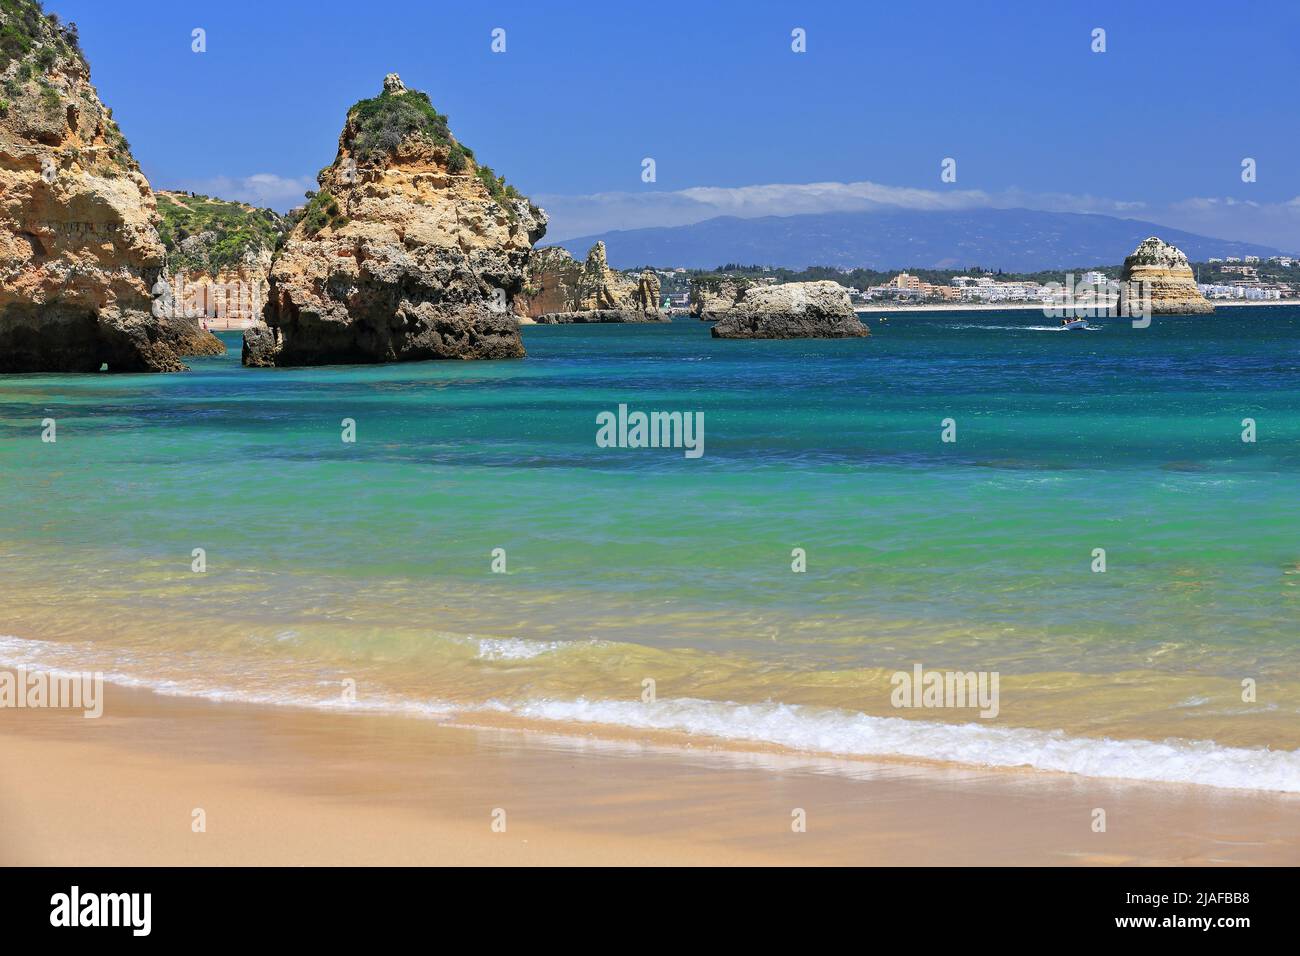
[{"left": 1060, "top": 318, "right": 1089, "bottom": 330}]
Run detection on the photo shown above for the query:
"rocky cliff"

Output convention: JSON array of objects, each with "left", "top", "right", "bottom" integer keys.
[
  {"left": 711, "top": 281, "right": 869, "bottom": 339},
  {"left": 244, "top": 73, "right": 545, "bottom": 367},
  {"left": 516, "top": 245, "right": 581, "bottom": 317},
  {"left": 689, "top": 275, "right": 752, "bottom": 319},
  {"left": 0, "top": 0, "right": 221, "bottom": 371},
  {"left": 154, "top": 191, "right": 284, "bottom": 328},
  {"left": 1118, "top": 236, "right": 1214, "bottom": 316},
  {"left": 517, "top": 241, "right": 664, "bottom": 322}
]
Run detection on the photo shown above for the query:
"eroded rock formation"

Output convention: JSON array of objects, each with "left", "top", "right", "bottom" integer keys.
[
  {"left": 516, "top": 241, "right": 665, "bottom": 322},
  {"left": 516, "top": 245, "right": 581, "bottom": 317},
  {"left": 244, "top": 73, "right": 546, "bottom": 367},
  {"left": 711, "top": 281, "right": 869, "bottom": 339},
  {"left": 0, "top": 1, "right": 222, "bottom": 372},
  {"left": 689, "top": 276, "right": 752, "bottom": 320},
  {"left": 1118, "top": 237, "right": 1214, "bottom": 316}
]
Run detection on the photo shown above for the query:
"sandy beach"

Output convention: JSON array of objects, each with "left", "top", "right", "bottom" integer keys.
[{"left": 3, "top": 680, "right": 1297, "bottom": 867}]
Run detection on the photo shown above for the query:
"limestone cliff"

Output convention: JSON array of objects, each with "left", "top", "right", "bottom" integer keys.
[
  {"left": 0, "top": 0, "right": 221, "bottom": 371},
  {"left": 516, "top": 245, "right": 582, "bottom": 317},
  {"left": 711, "top": 281, "right": 869, "bottom": 339},
  {"left": 1118, "top": 237, "right": 1214, "bottom": 316},
  {"left": 244, "top": 73, "right": 546, "bottom": 367},
  {"left": 517, "top": 241, "right": 664, "bottom": 322},
  {"left": 155, "top": 191, "right": 285, "bottom": 327},
  {"left": 689, "top": 275, "right": 752, "bottom": 320}
]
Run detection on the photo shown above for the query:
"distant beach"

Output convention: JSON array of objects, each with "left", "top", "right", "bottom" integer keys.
[{"left": 854, "top": 299, "right": 1300, "bottom": 314}]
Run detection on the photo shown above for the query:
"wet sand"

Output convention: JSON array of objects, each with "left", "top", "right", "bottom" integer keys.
[{"left": 2, "top": 682, "right": 1297, "bottom": 866}]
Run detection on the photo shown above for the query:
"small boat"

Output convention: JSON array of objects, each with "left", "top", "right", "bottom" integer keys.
[{"left": 1059, "top": 318, "right": 1089, "bottom": 331}]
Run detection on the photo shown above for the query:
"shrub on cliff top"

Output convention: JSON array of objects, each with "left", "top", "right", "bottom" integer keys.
[
  {"left": 157, "top": 192, "right": 288, "bottom": 271},
  {"left": 347, "top": 88, "right": 452, "bottom": 164},
  {"left": 0, "top": 0, "right": 85, "bottom": 75},
  {"left": 343, "top": 84, "right": 528, "bottom": 222}
]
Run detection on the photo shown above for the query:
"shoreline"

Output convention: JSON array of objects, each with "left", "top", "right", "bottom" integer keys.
[
  {"left": 3, "top": 679, "right": 1298, "bottom": 865},
  {"left": 852, "top": 299, "right": 1299, "bottom": 314},
  {"left": 192, "top": 300, "right": 1300, "bottom": 331},
  {"left": 198, "top": 318, "right": 255, "bottom": 332}
]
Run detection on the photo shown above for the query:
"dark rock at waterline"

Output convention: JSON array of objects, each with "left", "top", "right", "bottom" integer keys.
[
  {"left": 533, "top": 309, "right": 670, "bottom": 324},
  {"left": 710, "top": 281, "right": 869, "bottom": 339}
]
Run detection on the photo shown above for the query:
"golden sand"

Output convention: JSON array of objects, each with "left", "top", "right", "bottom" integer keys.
[{"left": 2, "top": 682, "right": 1297, "bottom": 866}]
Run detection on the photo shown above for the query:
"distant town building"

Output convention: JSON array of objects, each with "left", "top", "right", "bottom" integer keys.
[{"left": 1199, "top": 283, "right": 1282, "bottom": 301}]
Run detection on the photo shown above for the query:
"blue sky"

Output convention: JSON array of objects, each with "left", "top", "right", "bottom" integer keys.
[{"left": 50, "top": 0, "right": 1300, "bottom": 249}]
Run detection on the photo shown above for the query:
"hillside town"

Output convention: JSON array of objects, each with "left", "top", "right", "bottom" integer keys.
[{"left": 652, "top": 255, "right": 1299, "bottom": 312}]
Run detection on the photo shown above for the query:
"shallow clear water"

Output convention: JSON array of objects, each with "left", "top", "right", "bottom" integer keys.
[{"left": 2, "top": 309, "right": 1299, "bottom": 789}]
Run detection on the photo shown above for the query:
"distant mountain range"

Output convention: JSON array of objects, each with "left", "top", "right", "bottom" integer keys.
[{"left": 553, "top": 208, "right": 1286, "bottom": 272}]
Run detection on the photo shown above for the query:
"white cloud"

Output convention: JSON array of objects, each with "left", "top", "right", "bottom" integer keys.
[
  {"left": 155, "top": 173, "right": 1300, "bottom": 252},
  {"left": 536, "top": 179, "right": 1300, "bottom": 252},
  {"left": 167, "top": 173, "right": 316, "bottom": 211}
]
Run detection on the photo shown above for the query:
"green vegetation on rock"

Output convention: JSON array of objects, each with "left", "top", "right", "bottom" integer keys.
[
  {"left": 342, "top": 84, "right": 533, "bottom": 221},
  {"left": 347, "top": 88, "right": 453, "bottom": 164},
  {"left": 0, "top": 1, "right": 136, "bottom": 171},
  {"left": 0, "top": 0, "right": 84, "bottom": 76},
  {"left": 298, "top": 189, "right": 347, "bottom": 238},
  {"left": 156, "top": 191, "right": 288, "bottom": 272},
  {"left": 474, "top": 163, "right": 524, "bottom": 210}
]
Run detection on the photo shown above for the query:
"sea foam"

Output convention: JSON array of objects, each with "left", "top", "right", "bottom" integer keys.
[
  {"left": 485, "top": 696, "right": 1300, "bottom": 793},
  {"left": 4, "top": 634, "right": 1297, "bottom": 793}
]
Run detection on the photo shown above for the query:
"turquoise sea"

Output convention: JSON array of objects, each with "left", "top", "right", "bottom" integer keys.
[{"left": 2, "top": 308, "right": 1299, "bottom": 790}]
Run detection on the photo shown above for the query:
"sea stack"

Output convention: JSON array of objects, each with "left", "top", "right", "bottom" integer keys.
[
  {"left": 244, "top": 73, "right": 546, "bottom": 367},
  {"left": 517, "top": 241, "right": 665, "bottom": 323},
  {"left": 1118, "top": 237, "right": 1214, "bottom": 316},
  {"left": 689, "top": 275, "right": 752, "bottom": 320},
  {"left": 711, "top": 281, "right": 869, "bottom": 339},
  {"left": 0, "top": 0, "right": 223, "bottom": 372}
]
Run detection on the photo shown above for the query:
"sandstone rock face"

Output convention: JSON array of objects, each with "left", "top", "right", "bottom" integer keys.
[
  {"left": 154, "top": 191, "right": 285, "bottom": 328},
  {"left": 517, "top": 241, "right": 664, "bottom": 322},
  {"left": 1118, "top": 237, "right": 1214, "bottom": 316},
  {"left": 0, "top": 1, "right": 222, "bottom": 371},
  {"left": 153, "top": 248, "right": 271, "bottom": 330},
  {"left": 689, "top": 276, "right": 752, "bottom": 320},
  {"left": 246, "top": 74, "right": 546, "bottom": 367},
  {"left": 516, "top": 245, "right": 582, "bottom": 317},
  {"left": 633, "top": 269, "right": 662, "bottom": 316},
  {"left": 711, "top": 281, "right": 869, "bottom": 339}
]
